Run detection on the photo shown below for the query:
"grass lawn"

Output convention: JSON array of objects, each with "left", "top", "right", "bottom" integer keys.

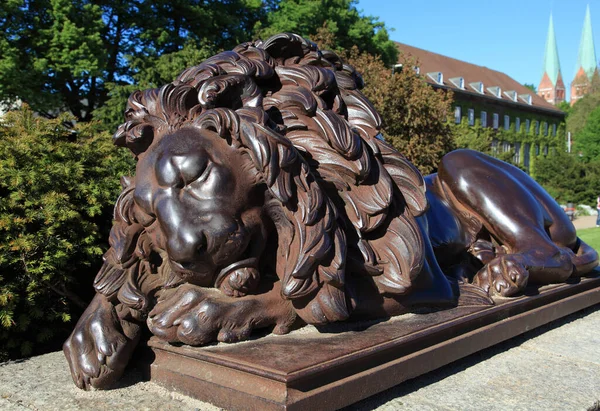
[{"left": 577, "top": 227, "right": 600, "bottom": 252}]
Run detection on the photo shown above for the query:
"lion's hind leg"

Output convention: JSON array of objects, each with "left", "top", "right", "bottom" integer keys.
[{"left": 437, "top": 149, "right": 578, "bottom": 297}]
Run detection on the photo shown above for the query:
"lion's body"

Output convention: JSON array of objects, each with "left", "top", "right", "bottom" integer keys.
[{"left": 64, "top": 33, "right": 598, "bottom": 390}]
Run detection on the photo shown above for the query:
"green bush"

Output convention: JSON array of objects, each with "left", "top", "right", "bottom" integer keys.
[
  {"left": 0, "top": 107, "right": 134, "bottom": 360},
  {"left": 533, "top": 149, "right": 600, "bottom": 206}
]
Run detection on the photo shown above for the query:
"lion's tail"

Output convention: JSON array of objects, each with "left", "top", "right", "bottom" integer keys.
[{"left": 571, "top": 238, "right": 599, "bottom": 276}]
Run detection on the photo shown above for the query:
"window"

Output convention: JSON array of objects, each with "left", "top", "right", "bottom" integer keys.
[
  {"left": 502, "top": 141, "right": 511, "bottom": 152},
  {"left": 514, "top": 142, "right": 521, "bottom": 164},
  {"left": 543, "top": 122, "right": 548, "bottom": 136},
  {"left": 468, "top": 108, "right": 475, "bottom": 126},
  {"left": 552, "top": 123, "right": 557, "bottom": 136},
  {"left": 544, "top": 145, "right": 549, "bottom": 155},
  {"left": 491, "top": 138, "right": 498, "bottom": 155},
  {"left": 481, "top": 111, "right": 487, "bottom": 127},
  {"left": 504, "top": 115, "right": 510, "bottom": 130},
  {"left": 535, "top": 144, "right": 540, "bottom": 155},
  {"left": 427, "top": 72, "right": 444, "bottom": 84},
  {"left": 519, "top": 94, "right": 533, "bottom": 105},
  {"left": 487, "top": 86, "right": 502, "bottom": 98},
  {"left": 504, "top": 90, "right": 518, "bottom": 101},
  {"left": 449, "top": 77, "right": 465, "bottom": 89},
  {"left": 470, "top": 82, "right": 484, "bottom": 94},
  {"left": 524, "top": 143, "right": 531, "bottom": 171},
  {"left": 493, "top": 113, "right": 499, "bottom": 129},
  {"left": 454, "top": 106, "right": 462, "bottom": 124},
  {"left": 534, "top": 121, "right": 539, "bottom": 135},
  {"left": 516, "top": 117, "right": 521, "bottom": 132},
  {"left": 525, "top": 119, "right": 531, "bottom": 133}
]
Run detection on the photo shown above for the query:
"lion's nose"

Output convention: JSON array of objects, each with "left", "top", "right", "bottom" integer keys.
[{"left": 166, "top": 231, "right": 206, "bottom": 266}]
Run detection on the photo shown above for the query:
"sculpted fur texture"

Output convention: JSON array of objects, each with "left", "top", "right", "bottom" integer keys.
[{"left": 64, "top": 33, "right": 598, "bottom": 390}]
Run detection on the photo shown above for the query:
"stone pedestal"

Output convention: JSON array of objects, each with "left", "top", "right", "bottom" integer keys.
[{"left": 148, "top": 274, "right": 600, "bottom": 410}]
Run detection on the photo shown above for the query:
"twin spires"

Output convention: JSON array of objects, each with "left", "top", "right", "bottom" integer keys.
[{"left": 538, "top": 5, "right": 599, "bottom": 106}]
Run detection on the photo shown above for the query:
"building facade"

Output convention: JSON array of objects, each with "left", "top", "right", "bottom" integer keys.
[{"left": 395, "top": 42, "right": 565, "bottom": 172}]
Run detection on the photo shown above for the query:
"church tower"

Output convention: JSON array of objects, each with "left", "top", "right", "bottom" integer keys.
[
  {"left": 571, "top": 5, "right": 598, "bottom": 106},
  {"left": 538, "top": 14, "right": 565, "bottom": 105}
]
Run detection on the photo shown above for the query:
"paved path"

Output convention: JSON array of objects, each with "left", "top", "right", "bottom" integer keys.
[
  {"left": 1, "top": 306, "right": 599, "bottom": 411},
  {"left": 573, "top": 215, "right": 599, "bottom": 230}
]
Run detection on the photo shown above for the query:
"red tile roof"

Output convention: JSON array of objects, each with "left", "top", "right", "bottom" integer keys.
[{"left": 395, "top": 42, "right": 563, "bottom": 114}]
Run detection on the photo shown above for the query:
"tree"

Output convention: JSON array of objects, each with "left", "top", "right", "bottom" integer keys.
[
  {"left": 94, "top": 41, "right": 216, "bottom": 132},
  {"left": 566, "top": 89, "right": 600, "bottom": 138},
  {"left": 523, "top": 83, "right": 537, "bottom": 93},
  {"left": 556, "top": 101, "right": 571, "bottom": 115},
  {"left": 0, "top": 0, "right": 267, "bottom": 121},
  {"left": 0, "top": 106, "right": 134, "bottom": 360},
  {"left": 344, "top": 49, "right": 454, "bottom": 174},
  {"left": 254, "top": 0, "right": 398, "bottom": 66},
  {"left": 534, "top": 149, "right": 600, "bottom": 205},
  {"left": 574, "top": 104, "right": 600, "bottom": 162},
  {"left": 1, "top": 0, "right": 106, "bottom": 120}
]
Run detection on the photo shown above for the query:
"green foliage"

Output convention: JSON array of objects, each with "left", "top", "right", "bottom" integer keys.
[
  {"left": 0, "top": 0, "right": 267, "bottom": 121},
  {"left": 556, "top": 101, "right": 571, "bottom": 116},
  {"left": 1, "top": 0, "right": 105, "bottom": 120},
  {"left": 567, "top": 89, "right": 600, "bottom": 138},
  {"left": 452, "top": 119, "right": 493, "bottom": 154},
  {"left": 344, "top": 50, "right": 454, "bottom": 175},
  {"left": 533, "top": 149, "right": 600, "bottom": 205},
  {"left": 0, "top": 106, "right": 134, "bottom": 360},
  {"left": 523, "top": 83, "right": 537, "bottom": 93},
  {"left": 94, "top": 42, "right": 217, "bottom": 132},
  {"left": 574, "top": 105, "right": 600, "bottom": 162},
  {"left": 255, "top": 0, "right": 398, "bottom": 66}
]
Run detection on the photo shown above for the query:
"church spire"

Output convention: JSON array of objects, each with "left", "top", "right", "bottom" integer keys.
[
  {"left": 571, "top": 5, "right": 598, "bottom": 105},
  {"left": 538, "top": 13, "right": 565, "bottom": 104},
  {"left": 575, "top": 4, "right": 597, "bottom": 81},
  {"left": 543, "top": 14, "right": 562, "bottom": 86}
]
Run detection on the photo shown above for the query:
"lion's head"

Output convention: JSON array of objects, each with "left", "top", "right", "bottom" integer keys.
[{"left": 95, "top": 33, "right": 428, "bottom": 325}]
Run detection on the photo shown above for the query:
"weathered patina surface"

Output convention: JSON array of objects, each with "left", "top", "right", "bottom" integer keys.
[{"left": 63, "top": 33, "right": 598, "bottom": 390}]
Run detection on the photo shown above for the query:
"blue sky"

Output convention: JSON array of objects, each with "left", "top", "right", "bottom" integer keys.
[{"left": 357, "top": 0, "right": 599, "bottom": 100}]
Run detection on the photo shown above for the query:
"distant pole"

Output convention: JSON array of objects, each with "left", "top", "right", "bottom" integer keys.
[{"left": 567, "top": 131, "right": 571, "bottom": 153}]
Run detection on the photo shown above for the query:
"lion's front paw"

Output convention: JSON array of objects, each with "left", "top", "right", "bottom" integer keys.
[
  {"left": 147, "top": 284, "right": 295, "bottom": 345},
  {"left": 473, "top": 255, "right": 529, "bottom": 297},
  {"left": 63, "top": 295, "right": 140, "bottom": 390}
]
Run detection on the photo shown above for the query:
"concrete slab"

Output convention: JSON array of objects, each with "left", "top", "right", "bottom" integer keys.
[
  {"left": 346, "top": 305, "right": 600, "bottom": 411},
  {"left": 519, "top": 307, "right": 600, "bottom": 366},
  {"left": 0, "top": 352, "right": 219, "bottom": 411}
]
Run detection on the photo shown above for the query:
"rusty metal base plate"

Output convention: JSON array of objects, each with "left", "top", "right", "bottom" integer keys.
[{"left": 147, "top": 275, "right": 600, "bottom": 410}]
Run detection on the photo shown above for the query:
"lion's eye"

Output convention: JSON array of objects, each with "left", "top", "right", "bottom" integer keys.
[
  {"left": 156, "top": 153, "right": 209, "bottom": 188},
  {"left": 180, "top": 158, "right": 211, "bottom": 187}
]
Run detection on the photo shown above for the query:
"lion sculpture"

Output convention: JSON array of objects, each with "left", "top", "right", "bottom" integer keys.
[{"left": 64, "top": 33, "right": 598, "bottom": 389}]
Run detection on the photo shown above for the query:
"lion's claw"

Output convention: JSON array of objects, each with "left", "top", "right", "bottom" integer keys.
[
  {"left": 473, "top": 255, "right": 529, "bottom": 297},
  {"left": 63, "top": 294, "right": 140, "bottom": 390},
  {"left": 148, "top": 284, "right": 295, "bottom": 346}
]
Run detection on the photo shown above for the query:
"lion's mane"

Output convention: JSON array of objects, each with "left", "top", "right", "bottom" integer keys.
[{"left": 99, "top": 33, "right": 428, "bottom": 325}]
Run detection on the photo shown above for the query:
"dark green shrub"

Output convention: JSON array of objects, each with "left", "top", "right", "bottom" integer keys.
[
  {"left": 0, "top": 107, "right": 133, "bottom": 360},
  {"left": 534, "top": 149, "right": 600, "bottom": 206}
]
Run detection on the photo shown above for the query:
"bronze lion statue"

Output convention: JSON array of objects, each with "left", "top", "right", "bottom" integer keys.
[{"left": 64, "top": 33, "right": 598, "bottom": 389}]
